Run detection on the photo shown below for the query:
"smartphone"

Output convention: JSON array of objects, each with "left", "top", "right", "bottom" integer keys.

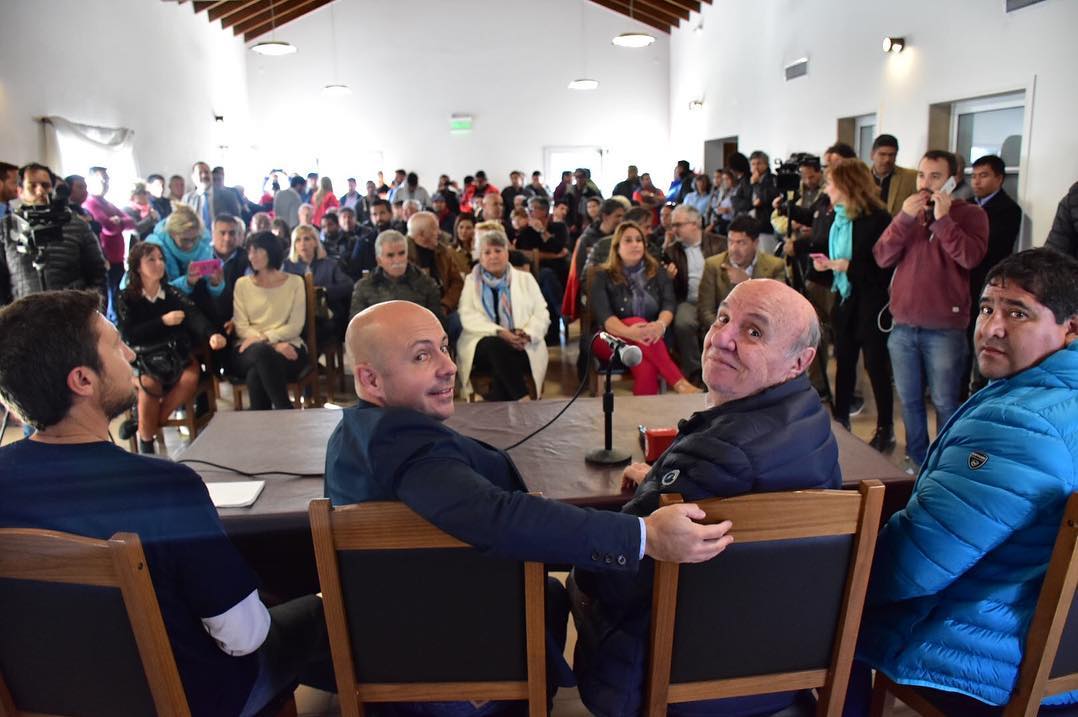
[
  {"left": 939, "top": 176, "right": 957, "bottom": 197},
  {"left": 809, "top": 253, "right": 828, "bottom": 261},
  {"left": 189, "top": 258, "right": 222, "bottom": 277}
]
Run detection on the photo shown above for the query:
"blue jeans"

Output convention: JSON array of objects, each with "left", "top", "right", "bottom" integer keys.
[{"left": 887, "top": 324, "right": 969, "bottom": 466}]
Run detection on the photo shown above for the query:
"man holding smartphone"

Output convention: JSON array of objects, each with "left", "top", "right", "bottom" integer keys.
[{"left": 873, "top": 150, "right": 988, "bottom": 473}]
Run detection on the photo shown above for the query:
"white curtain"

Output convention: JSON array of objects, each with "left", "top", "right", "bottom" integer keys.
[{"left": 42, "top": 116, "right": 139, "bottom": 198}]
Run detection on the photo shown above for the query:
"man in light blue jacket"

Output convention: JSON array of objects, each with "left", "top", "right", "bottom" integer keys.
[{"left": 852, "top": 248, "right": 1078, "bottom": 712}]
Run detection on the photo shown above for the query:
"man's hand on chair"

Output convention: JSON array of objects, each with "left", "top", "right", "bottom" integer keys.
[{"left": 644, "top": 503, "right": 734, "bottom": 563}]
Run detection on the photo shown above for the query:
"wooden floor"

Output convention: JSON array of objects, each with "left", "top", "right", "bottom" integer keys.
[{"left": 0, "top": 326, "right": 929, "bottom": 716}]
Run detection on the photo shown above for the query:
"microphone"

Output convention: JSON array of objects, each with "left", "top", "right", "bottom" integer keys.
[{"left": 596, "top": 332, "right": 643, "bottom": 368}]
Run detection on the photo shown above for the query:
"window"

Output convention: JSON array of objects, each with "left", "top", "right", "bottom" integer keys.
[
  {"left": 951, "top": 92, "right": 1024, "bottom": 197},
  {"left": 43, "top": 116, "right": 139, "bottom": 202},
  {"left": 544, "top": 146, "right": 605, "bottom": 196},
  {"left": 854, "top": 114, "right": 877, "bottom": 163}
]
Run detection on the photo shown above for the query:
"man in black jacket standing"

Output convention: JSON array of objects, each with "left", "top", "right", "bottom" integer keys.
[
  {"left": 962, "top": 154, "right": 1022, "bottom": 397},
  {"left": 0, "top": 163, "right": 107, "bottom": 307},
  {"left": 1046, "top": 180, "right": 1078, "bottom": 257}
]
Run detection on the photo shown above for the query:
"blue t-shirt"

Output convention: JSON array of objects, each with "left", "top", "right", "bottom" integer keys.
[{"left": 0, "top": 440, "right": 261, "bottom": 717}]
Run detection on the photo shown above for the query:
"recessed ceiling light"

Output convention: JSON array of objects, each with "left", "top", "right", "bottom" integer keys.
[
  {"left": 251, "top": 40, "right": 296, "bottom": 56},
  {"left": 612, "top": 32, "right": 655, "bottom": 48},
  {"left": 568, "top": 78, "right": 600, "bottom": 91}
]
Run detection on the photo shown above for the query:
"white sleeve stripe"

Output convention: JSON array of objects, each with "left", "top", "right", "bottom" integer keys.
[{"left": 201, "top": 590, "right": 271, "bottom": 657}]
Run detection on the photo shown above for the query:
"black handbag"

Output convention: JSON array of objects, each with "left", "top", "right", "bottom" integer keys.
[{"left": 133, "top": 336, "right": 189, "bottom": 389}]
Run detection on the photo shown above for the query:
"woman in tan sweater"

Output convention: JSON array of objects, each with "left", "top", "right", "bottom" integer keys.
[{"left": 232, "top": 231, "right": 307, "bottom": 409}]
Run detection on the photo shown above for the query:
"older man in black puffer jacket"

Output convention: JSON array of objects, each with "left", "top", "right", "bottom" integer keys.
[{"left": 572, "top": 278, "right": 842, "bottom": 717}]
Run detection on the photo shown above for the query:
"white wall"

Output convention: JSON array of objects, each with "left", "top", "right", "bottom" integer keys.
[
  {"left": 669, "top": 0, "right": 1078, "bottom": 244},
  {"left": 244, "top": 0, "right": 671, "bottom": 195},
  {"left": 0, "top": 0, "right": 249, "bottom": 189}
]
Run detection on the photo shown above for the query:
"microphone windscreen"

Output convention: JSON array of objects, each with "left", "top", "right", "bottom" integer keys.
[{"left": 620, "top": 344, "right": 644, "bottom": 368}]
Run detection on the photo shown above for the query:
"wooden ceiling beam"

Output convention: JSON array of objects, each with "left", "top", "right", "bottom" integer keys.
[
  {"left": 634, "top": 0, "right": 689, "bottom": 21},
  {"left": 590, "top": 0, "right": 671, "bottom": 33},
  {"left": 225, "top": 1, "right": 279, "bottom": 30},
  {"left": 242, "top": 0, "right": 332, "bottom": 41},
  {"left": 598, "top": 0, "right": 683, "bottom": 26},
  {"left": 658, "top": 0, "right": 702, "bottom": 13},
  {"left": 192, "top": 1, "right": 229, "bottom": 13},
  {"left": 210, "top": 0, "right": 262, "bottom": 23}
]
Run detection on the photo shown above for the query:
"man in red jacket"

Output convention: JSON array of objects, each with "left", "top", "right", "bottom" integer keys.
[{"left": 873, "top": 150, "right": 988, "bottom": 471}]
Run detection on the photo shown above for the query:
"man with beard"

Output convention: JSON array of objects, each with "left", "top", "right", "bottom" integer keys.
[{"left": 0, "top": 290, "right": 332, "bottom": 717}]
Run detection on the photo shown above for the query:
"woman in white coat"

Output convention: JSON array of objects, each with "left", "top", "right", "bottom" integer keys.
[{"left": 458, "top": 221, "right": 550, "bottom": 400}]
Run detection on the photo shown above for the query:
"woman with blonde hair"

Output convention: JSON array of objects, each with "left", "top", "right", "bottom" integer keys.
[
  {"left": 310, "top": 176, "right": 339, "bottom": 226},
  {"left": 282, "top": 224, "right": 352, "bottom": 339},
  {"left": 458, "top": 221, "right": 550, "bottom": 401},
  {"left": 810, "top": 158, "right": 895, "bottom": 451},
  {"left": 590, "top": 222, "right": 699, "bottom": 395}
]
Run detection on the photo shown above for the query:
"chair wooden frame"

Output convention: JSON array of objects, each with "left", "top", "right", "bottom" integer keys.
[
  {"left": 230, "top": 272, "right": 322, "bottom": 410},
  {"left": 644, "top": 480, "right": 885, "bottom": 717},
  {"left": 0, "top": 528, "right": 190, "bottom": 717},
  {"left": 309, "top": 499, "right": 548, "bottom": 717},
  {"left": 870, "top": 492, "right": 1078, "bottom": 717}
]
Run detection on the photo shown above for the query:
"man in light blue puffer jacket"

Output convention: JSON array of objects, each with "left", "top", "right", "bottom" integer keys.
[{"left": 852, "top": 248, "right": 1078, "bottom": 711}]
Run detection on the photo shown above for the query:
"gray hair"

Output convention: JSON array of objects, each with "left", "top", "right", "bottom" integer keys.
[
  {"left": 403, "top": 199, "right": 422, "bottom": 212},
  {"left": 374, "top": 229, "right": 407, "bottom": 257},
  {"left": 671, "top": 203, "right": 701, "bottom": 224},
  {"left": 474, "top": 221, "right": 509, "bottom": 252},
  {"left": 791, "top": 312, "right": 822, "bottom": 356}
]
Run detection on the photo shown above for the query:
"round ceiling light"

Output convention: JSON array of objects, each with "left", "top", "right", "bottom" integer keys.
[
  {"left": 612, "top": 32, "right": 655, "bottom": 48},
  {"left": 567, "top": 78, "right": 600, "bottom": 91},
  {"left": 251, "top": 40, "right": 297, "bottom": 56}
]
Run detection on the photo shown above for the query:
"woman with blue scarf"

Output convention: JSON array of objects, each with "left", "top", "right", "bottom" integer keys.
[
  {"left": 811, "top": 159, "right": 896, "bottom": 452},
  {"left": 458, "top": 222, "right": 550, "bottom": 401}
]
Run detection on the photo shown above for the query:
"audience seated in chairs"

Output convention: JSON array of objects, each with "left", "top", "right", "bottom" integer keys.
[
  {"left": 589, "top": 221, "right": 699, "bottom": 395},
  {"left": 141, "top": 204, "right": 225, "bottom": 312},
  {"left": 448, "top": 212, "right": 477, "bottom": 275},
  {"left": 282, "top": 223, "right": 352, "bottom": 344},
  {"left": 232, "top": 231, "right": 308, "bottom": 410},
  {"left": 458, "top": 221, "right": 550, "bottom": 401},
  {"left": 116, "top": 242, "right": 227, "bottom": 454}
]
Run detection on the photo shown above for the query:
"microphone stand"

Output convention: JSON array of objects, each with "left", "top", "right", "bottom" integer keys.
[{"left": 585, "top": 334, "right": 631, "bottom": 465}]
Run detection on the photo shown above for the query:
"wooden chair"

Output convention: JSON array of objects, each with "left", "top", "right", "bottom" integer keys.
[
  {"left": 644, "top": 480, "right": 886, "bottom": 717},
  {"left": 309, "top": 499, "right": 548, "bottom": 717},
  {"left": 0, "top": 528, "right": 190, "bottom": 716},
  {"left": 870, "top": 492, "right": 1078, "bottom": 717},
  {"left": 231, "top": 273, "right": 322, "bottom": 410}
]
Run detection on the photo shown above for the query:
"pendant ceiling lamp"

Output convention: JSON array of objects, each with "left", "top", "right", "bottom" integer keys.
[
  {"left": 611, "top": 1, "right": 655, "bottom": 48},
  {"left": 250, "top": 0, "right": 297, "bottom": 56}
]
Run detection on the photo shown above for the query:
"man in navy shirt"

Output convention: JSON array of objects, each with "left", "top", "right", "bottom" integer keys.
[{"left": 0, "top": 290, "right": 332, "bottom": 717}]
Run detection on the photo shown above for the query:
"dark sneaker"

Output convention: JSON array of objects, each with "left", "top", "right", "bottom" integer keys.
[
  {"left": 868, "top": 425, "right": 897, "bottom": 454},
  {"left": 849, "top": 395, "right": 865, "bottom": 416}
]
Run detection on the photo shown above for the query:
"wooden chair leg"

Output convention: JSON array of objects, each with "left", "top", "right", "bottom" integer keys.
[{"left": 869, "top": 672, "right": 897, "bottom": 717}]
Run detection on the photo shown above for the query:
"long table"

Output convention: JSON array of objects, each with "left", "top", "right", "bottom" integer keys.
[{"left": 183, "top": 396, "right": 911, "bottom": 598}]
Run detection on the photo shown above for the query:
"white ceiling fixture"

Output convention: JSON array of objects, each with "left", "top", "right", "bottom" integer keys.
[
  {"left": 611, "top": 1, "right": 655, "bottom": 48},
  {"left": 568, "top": 79, "right": 600, "bottom": 91},
  {"left": 321, "top": 2, "right": 351, "bottom": 96},
  {"left": 250, "top": 0, "right": 296, "bottom": 56}
]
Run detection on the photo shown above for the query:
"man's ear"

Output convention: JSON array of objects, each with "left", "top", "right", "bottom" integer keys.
[
  {"left": 66, "top": 366, "right": 97, "bottom": 399},
  {"left": 788, "top": 346, "right": 817, "bottom": 380},
  {"left": 354, "top": 362, "right": 383, "bottom": 401},
  {"left": 1064, "top": 315, "right": 1078, "bottom": 346}
]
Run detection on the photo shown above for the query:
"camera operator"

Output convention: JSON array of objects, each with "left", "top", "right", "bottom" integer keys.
[
  {"left": 0, "top": 163, "right": 107, "bottom": 307},
  {"left": 771, "top": 144, "right": 856, "bottom": 402}
]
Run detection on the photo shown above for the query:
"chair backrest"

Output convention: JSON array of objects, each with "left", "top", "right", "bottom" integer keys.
[
  {"left": 644, "top": 481, "right": 885, "bottom": 717},
  {"left": 0, "top": 528, "right": 189, "bottom": 717},
  {"left": 308, "top": 499, "right": 547, "bottom": 717},
  {"left": 1005, "top": 492, "right": 1078, "bottom": 715}
]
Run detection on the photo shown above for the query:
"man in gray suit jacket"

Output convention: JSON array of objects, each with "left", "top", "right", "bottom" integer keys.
[{"left": 182, "top": 161, "right": 242, "bottom": 227}]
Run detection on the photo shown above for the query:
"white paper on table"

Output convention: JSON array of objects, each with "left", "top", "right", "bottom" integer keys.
[{"left": 206, "top": 481, "right": 265, "bottom": 508}]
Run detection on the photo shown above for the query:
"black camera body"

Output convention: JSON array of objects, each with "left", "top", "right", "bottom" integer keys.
[
  {"left": 774, "top": 152, "right": 818, "bottom": 194},
  {"left": 6, "top": 198, "right": 71, "bottom": 268}
]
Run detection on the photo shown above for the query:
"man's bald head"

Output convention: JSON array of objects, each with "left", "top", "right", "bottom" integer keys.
[
  {"left": 406, "top": 211, "right": 439, "bottom": 249},
  {"left": 346, "top": 301, "right": 457, "bottom": 419},
  {"left": 702, "top": 279, "right": 819, "bottom": 406}
]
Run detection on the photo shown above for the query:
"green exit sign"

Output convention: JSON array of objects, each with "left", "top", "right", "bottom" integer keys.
[{"left": 450, "top": 115, "right": 473, "bottom": 133}]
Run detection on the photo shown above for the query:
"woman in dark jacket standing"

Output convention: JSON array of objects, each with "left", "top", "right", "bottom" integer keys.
[
  {"left": 590, "top": 221, "right": 700, "bottom": 395},
  {"left": 117, "top": 242, "right": 226, "bottom": 454},
  {"left": 811, "top": 159, "right": 896, "bottom": 452}
]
